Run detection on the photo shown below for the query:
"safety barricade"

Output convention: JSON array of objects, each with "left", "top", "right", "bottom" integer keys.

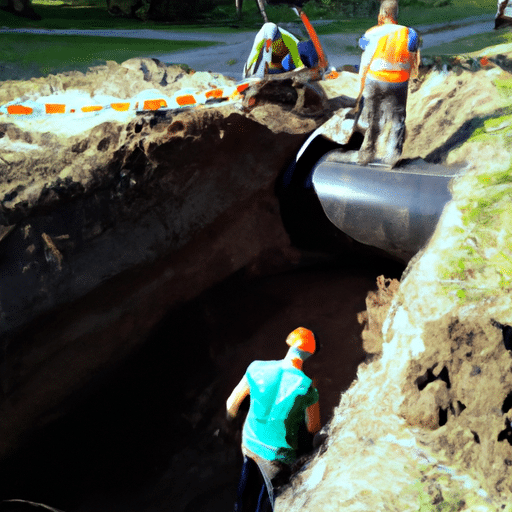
[{"left": 0, "top": 78, "right": 263, "bottom": 118}]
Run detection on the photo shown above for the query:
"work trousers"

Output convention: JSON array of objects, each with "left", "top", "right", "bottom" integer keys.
[
  {"left": 234, "top": 448, "right": 287, "bottom": 512},
  {"left": 358, "top": 77, "right": 408, "bottom": 167},
  {"left": 234, "top": 456, "right": 272, "bottom": 512}
]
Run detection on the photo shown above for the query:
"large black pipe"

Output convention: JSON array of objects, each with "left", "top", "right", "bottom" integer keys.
[
  {"left": 312, "top": 154, "right": 462, "bottom": 262},
  {"left": 278, "top": 132, "right": 462, "bottom": 263}
]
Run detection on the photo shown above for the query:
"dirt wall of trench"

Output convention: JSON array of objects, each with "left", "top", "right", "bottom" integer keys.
[{"left": 0, "top": 60, "right": 335, "bottom": 459}]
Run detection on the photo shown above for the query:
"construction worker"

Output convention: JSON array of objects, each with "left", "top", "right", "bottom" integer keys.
[
  {"left": 243, "top": 22, "right": 319, "bottom": 78},
  {"left": 226, "top": 327, "right": 321, "bottom": 512},
  {"left": 356, "top": 0, "right": 420, "bottom": 167}
]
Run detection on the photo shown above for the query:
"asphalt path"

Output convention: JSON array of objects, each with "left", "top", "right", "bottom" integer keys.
[{"left": 0, "top": 14, "right": 495, "bottom": 80}]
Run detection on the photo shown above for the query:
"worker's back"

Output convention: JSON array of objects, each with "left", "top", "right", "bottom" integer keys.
[
  {"left": 243, "top": 359, "right": 318, "bottom": 463},
  {"left": 360, "top": 23, "right": 419, "bottom": 83}
]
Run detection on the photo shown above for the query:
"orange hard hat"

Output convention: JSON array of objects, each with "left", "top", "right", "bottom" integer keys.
[{"left": 286, "top": 327, "right": 316, "bottom": 354}]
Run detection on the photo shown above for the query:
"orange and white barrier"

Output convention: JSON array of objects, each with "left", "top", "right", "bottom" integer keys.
[{"left": 0, "top": 79, "right": 261, "bottom": 118}]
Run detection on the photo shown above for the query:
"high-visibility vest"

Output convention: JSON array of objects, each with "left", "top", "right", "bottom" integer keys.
[
  {"left": 367, "top": 25, "right": 415, "bottom": 83},
  {"left": 269, "top": 31, "right": 303, "bottom": 71},
  {"left": 245, "top": 25, "right": 302, "bottom": 77}
]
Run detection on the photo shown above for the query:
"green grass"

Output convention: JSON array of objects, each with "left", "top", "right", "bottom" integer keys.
[
  {"left": 0, "top": 4, "right": 203, "bottom": 30},
  {"left": 437, "top": 108, "right": 512, "bottom": 302},
  {"left": 311, "top": 0, "right": 496, "bottom": 34},
  {"left": 0, "top": 33, "right": 216, "bottom": 80},
  {"left": 0, "top": 0, "right": 293, "bottom": 31},
  {"left": 422, "top": 29, "right": 512, "bottom": 56},
  {"left": 403, "top": 0, "right": 494, "bottom": 27}
]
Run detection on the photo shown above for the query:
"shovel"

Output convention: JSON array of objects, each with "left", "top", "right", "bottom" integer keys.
[{"left": 266, "top": 0, "right": 329, "bottom": 71}]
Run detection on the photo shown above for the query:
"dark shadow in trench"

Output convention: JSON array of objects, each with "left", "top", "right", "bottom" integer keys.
[
  {"left": 424, "top": 108, "right": 512, "bottom": 164},
  {"left": 0, "top": 133, "right": 405, "bottom": 512},
  {"left": 0, "top": 253, "right": 404, "bottom": 512}
]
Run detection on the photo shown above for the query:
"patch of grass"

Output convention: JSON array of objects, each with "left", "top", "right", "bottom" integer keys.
[
  {"left": 440, "top": 176, "right": 512, "bottom": 299},
  {"left": 402, "top": 3, "right": 494, "bottom": 27},
  {"left": 467, "top": 110, "right": 512, "bottom": 142},
  {"left": 495, "top": 77, "right": 512, "bottom": 96},
  {"left": 1, "top": 0, "right": 315, "bottom": 31},
  {"left": 435, "top": 106, "right": 512, "bottom": 302},
  {"left": 422, "top": 30, "right": 512, "bottom": 56},
  {"left": 314, "top": 0, "right": 495, "bottom": 34},
  {"left": 0, "top": 33, "right": 216, "bottom": 80},
  {"left": 477, "top": 162, "right": 512, "bottom": 187},
  {"left": 403, "top": 478, "right": 466, "bottom": 512},
  {"left": 461, "top": 189, "right": 510, "bottom": 226},
  {"left": 2, "top": 5, "right": 148, "bottom": 30}
]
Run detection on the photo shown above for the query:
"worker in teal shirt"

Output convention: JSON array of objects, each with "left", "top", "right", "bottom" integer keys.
[{"left": 227, "top": 327, "right": 321, "bottom": 511}]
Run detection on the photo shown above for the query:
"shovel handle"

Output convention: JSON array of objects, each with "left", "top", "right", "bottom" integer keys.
[{"left": 297, "top": 8, "right": 328, "bottom": 69}]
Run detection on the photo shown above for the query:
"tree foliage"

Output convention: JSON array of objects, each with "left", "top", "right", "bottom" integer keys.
[
  {"left": 146, "top": 0, "right": 215, "bottom": 21},
  {"left": 315, "top": 0, "right": 379, "bottom": 17},
  {"left": 105, "top": 0, "right": 383, "bottom": 22}
]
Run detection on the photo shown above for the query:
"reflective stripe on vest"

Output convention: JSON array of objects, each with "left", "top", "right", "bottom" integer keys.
[{"left": 368, "top": 26, "right": 412, "bottom": 83}]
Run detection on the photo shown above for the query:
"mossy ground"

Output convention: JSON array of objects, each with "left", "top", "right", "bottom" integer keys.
[{"left": 436, "top": 97, "right": 512, "bottom": 303}]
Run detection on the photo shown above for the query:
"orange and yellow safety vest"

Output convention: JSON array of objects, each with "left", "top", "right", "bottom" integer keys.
[{"left": 360, "top": 24, "right": 419, "bottom": 83}]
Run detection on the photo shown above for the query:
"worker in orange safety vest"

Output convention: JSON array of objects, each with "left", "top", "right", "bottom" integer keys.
[
  {"left": 226, "top": 327, "right": 321, "bottom": 512},
  {"left": 356, "top": 0, "right": 420, "bottom": 167}
]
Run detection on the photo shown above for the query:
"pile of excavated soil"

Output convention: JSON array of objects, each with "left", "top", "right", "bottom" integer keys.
[
  {"left": 403, "top": 64, "right": 511, "bottom": 164},
  {"left": 357, "top": 275, "right": 400, "bottom": 354},
  {"left": 0, "top": 58, "right": 236, "bottom": 106},
  {"left": 0, "top": 58, "right": 353, "bottom": 214},
  {"left": 0, "top": 59, "right": 237, "bottom": 205}
]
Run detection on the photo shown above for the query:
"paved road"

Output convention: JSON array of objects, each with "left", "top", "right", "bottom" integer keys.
[{"left": 1, "top": 14, "right": 495, "bottom": 80}]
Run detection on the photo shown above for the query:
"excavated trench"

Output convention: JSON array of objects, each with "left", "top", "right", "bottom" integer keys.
[
  {"left": 0, "top": 255, "right": 404, "bottom": 512},
  {"left": 0, "top": 137, "right": 405, "bottom": 512}
]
